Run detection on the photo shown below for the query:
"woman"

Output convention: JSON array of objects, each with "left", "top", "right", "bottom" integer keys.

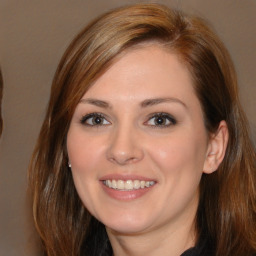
[{"left": 28, "top": 3, "right": 256, "bottom": 256}]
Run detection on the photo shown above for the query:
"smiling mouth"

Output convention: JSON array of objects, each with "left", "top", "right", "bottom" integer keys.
[{"left": 102, "top": 179, "right": 156, "bottom": 191}]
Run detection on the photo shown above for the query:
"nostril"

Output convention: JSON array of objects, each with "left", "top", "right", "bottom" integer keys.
[
  {"left": 106, "top": 129, "right": 144, "bottom": 164},
  {"left": 108, "top": 155, "right": 137, "bottom": 165}
]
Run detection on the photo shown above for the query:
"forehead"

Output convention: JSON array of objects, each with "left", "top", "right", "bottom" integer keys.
[{"left": 83, "top": 44, "right": 196, "bottom": 103}]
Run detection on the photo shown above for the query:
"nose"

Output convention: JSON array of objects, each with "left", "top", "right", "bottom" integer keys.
[{"left": 106, "top": 124, "right": 144, "bottom": 165}]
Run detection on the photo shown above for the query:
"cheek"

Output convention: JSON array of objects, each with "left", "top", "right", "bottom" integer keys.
[
  {"left": 129, "top": 134, "right": 204, "bottom": 226},
  {"left": 67, "top": 129, "right": 101, "bottom": 194},
  {"left": 147, "top": 131, "right": 207, "bottom": 189},
  {"left": 152, "top": 135, "right": 205, "bottom": 169},
  {"left": 67, "top": 130, "right": 103, "bottom": 174},
  {"left": 66, "top": 130, "right": 104, "bottom": 214}
]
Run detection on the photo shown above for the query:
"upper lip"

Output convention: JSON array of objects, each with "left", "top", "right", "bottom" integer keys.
[{"left": 100, "top": 174, "right": 156, "bottom": 182}]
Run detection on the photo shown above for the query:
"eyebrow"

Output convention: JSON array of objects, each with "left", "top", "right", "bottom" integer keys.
[
  {"left": 79, "top": 97, "right": 187, "bottom": 109},
  {"left": 79, "top": 98, "right": 111, "bottom": 108},
  {"left": 141, "top": 98, "right": 187, "bottom": 108}
]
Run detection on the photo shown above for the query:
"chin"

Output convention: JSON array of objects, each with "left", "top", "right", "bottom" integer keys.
[
  {"left": 100, "top": 212, "right": 154, "bottom": 235},
  {"left": 106, "top": 222, "right": 150, "bottom": 235}
]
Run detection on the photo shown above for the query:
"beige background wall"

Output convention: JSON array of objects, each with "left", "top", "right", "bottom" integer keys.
[{"left": 1, "top": 0, "right": 255, "bottom": 255}]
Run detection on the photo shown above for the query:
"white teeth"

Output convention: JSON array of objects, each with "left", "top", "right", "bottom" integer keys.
[
  {"left": 124, "top": 180, "right": 133, "bottom": 190},
  {"left": 117, "top": 180, "right": 124, "bottom": 190},
  {"left": 112, "top": 180, "right": 117, "bottom": 189},
  {"left": 103, "top": 179, "right": 155, "bottom": 190},
  {"left": 133, "top": 180, "right": 140, "bottom": 189},
  {"left": 107, "top": 180, "right": 112, "bottom": 187}
]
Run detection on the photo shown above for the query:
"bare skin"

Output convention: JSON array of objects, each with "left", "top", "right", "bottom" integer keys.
[{"left": 67, "top": 45, "right": 228, "bottom": 256}]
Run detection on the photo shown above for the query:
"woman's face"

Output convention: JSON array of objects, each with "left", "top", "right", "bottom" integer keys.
[{"left": 67, "top": 45, "right": 212, "bottom": 235}]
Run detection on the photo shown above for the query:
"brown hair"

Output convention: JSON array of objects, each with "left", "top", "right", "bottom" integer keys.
[{"left": 28, "top": 4, "right": 256, "bottom": 256}]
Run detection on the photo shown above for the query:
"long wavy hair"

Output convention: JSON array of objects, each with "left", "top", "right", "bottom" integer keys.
[{"left": 28, "top": 4, "right": 256, "bottom": 256}]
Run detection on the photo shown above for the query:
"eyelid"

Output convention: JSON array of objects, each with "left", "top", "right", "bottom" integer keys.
[
  {"left": 144, "top": 112, "right": 177, "bottom": 127},
  {"left": 79, "top": 112, "right": 176, "bottom": 128},
  {"left": 80, "top": 112, "right": 111, "bottom": 126}
]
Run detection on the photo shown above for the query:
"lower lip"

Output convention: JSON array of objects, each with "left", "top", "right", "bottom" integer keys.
[{"left": 101, "top": 182, "right": 155, "bottom": 201}]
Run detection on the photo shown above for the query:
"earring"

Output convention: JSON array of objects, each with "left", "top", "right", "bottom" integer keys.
[{"left": 68, "top": 163, "right": 71, "bottom": 168}]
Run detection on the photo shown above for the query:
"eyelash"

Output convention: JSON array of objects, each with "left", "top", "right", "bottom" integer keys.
[
  {"left": 80, "top": 113, "right": 110, "bottom": 126},
  {"left": 145, "top": 112, "right": 177, "bottom": 128},
  {"left": 80, "top": 112, "right": 177, "bottom": 128}
]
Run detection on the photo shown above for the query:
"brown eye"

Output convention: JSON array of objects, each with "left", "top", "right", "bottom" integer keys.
[
  {"left": 92, "top": 116, "right": 104, "bottom": 125},
  {"left": 81, "top": 113, "right": 110, "bottom": 126},
  {"left": 154, "top": 116, "right": 167, "bottom": 125},
  {"left": 146, "top": 113, "right": 176, "bottom": 127}
]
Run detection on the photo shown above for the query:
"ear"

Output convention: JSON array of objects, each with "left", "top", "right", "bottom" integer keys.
[{"left": 203, "top": 120, "right": 229, "bottom": 174}]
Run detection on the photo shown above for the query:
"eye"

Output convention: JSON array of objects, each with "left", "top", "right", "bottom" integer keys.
[
  {"left": 146, "top": 113, "right": 177, "bottom": 127},
  {"left": 80, "top": 113, "right": 111, "bottom": 126}
]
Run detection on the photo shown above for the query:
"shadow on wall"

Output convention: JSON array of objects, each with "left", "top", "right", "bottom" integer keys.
[{"left": 0, "top": 68, "right": 3, "bottom": 136}]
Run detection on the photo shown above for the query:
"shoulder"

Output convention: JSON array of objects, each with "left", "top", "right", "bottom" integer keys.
[
  {"left": 180, "top": 237, "right": 214, "bottom": 256},
  {"left": 180, "top": 247, "right": 208, "bottom": 256}
]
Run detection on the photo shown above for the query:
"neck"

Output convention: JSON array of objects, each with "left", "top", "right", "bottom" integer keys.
[{"left": 106, "top": 216, "right": 197, "bottom": 256}]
